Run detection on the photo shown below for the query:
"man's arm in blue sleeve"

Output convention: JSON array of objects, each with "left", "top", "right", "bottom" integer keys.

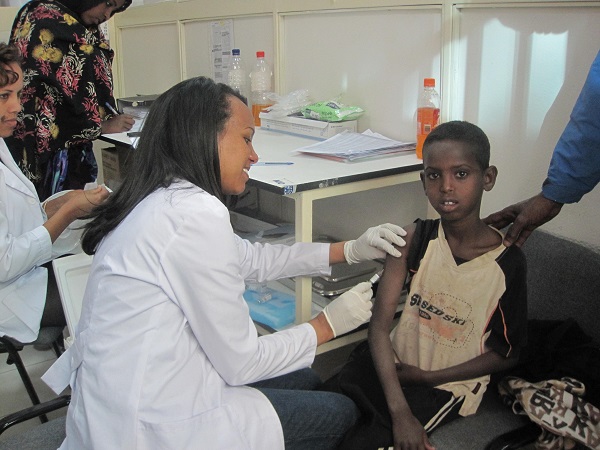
[{"left": 543, "top": 50, "right": 600, "bottom": 204}]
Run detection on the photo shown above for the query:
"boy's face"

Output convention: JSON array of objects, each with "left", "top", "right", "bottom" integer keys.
[{"left": 420, "top": 140, "right": 497, "bottom": 223}]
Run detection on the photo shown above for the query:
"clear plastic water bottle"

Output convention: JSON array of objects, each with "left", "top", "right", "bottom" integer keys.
[
  {"left": 416, "top": 78, "right": 440, "bottom": 159},
  {"left": 227, "top": 48, "right": 248, "bottom": 100},
  {"left": 249, "top": 51, "right": 273, "bottom": 126}
]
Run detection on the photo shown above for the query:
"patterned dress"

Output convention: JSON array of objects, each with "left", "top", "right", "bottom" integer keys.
[{"left": 6, "top": 0, "right": 119, "bottom": 200}]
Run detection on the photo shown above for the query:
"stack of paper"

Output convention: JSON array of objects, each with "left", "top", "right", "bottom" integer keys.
[{"left": 294, "top": 130, "right": 416, "bottom": 162}]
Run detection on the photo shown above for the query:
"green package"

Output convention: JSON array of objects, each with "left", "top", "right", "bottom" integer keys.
[{"left": 301, "top": 101, "right": 364, "bottom": 122}]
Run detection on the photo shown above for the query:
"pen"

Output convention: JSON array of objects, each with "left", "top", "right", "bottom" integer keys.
[
  {"left": 253, "top": 162, "right": 294, "bottom": 166},
  {"left": 105, "top": 102, "right": 120, "bottom": 115}
]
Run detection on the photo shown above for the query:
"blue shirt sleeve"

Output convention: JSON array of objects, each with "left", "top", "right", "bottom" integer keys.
[{"left": 542, "top": 50, "right": 600, "bottom": 204}]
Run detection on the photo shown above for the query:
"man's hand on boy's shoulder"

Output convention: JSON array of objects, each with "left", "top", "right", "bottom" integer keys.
[{"left": 483, "top": 193, "right": 563, "bottom": 247}]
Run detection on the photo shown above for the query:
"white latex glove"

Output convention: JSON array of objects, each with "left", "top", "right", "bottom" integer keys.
[
  {"left": 322, "top": 281, "right": 373, "bottom": 337},
  {"left": 344, "top": 223, "right": 407, "bottom": 264}
]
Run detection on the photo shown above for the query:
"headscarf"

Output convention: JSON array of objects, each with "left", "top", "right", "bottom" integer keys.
[{"left": 57, "top": 0, "right": 132, "bottom": 21}]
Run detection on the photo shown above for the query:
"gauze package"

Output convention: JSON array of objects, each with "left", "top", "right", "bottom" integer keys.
[{"left": 301, "top": 100, "right": 364, "bottom": 122}]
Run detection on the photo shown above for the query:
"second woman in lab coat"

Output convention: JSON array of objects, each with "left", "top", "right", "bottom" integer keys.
[
  {"left": 0, "top": 43, "right": 109, "bottom": 344},
  {"left": 43, "top": 76, "right": 408, "bottom": 449}
]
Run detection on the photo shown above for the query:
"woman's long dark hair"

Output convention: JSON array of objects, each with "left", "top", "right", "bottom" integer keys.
[{"left": 81, "top": 76, "right": 245, "bottom": 255}]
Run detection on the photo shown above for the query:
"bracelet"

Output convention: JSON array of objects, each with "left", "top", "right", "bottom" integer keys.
[{"left": 41, "top": 200, "right": 49, "bottom": 215}]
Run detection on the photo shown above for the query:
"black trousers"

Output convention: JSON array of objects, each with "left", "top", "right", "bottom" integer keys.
[
  {"left": 40, "top": 262, "right": 67, "bottom": 329},
  {"left": 321, "top": 341, "right": 463, "bottom": 450}
]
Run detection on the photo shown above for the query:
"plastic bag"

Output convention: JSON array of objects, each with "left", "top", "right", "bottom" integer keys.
[
  {"left": 301, "top": 100, "right": 364, "bottom": 122},
  {"left": 265, "top": 89, "right": 312, "bottom": 118}
]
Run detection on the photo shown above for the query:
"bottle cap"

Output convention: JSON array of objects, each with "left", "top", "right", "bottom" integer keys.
[
  {"left": 232, "top": 48, "right": 240, "bottom": 56},
  {"left": 256, "top": 51, "right": 265, "bottom": 58},
  {"left": 424, "top": 78, "right": 436, "bottom": 87}
]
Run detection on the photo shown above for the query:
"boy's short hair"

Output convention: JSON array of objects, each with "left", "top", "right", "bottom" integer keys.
[{"left": 423, "top": 120, "right": 490, "bottom": 170}]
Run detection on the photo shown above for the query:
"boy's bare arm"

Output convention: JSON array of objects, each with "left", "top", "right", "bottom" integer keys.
[
  {"left": 368, "top": 224, "right": 433, "bottom": 448},
  {"left": 396, "top": 350, "right": 519, "bottom": 387}
]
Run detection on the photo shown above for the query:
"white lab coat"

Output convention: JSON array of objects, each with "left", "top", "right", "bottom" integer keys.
[
  {"left": 0, "top": 138, "right": 53, "bottom": 343},
  {"left": 44, "top": 180, "right": 333, "bottom": 449},
  {"left": 0, "top": 139, "right": 86, "bottom": 343}
]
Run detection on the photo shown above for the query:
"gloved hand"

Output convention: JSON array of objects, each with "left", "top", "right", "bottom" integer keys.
[
  {"left": 322, "top": 282, "right": 373, "bottom": 337},
  {"left": 344, "top": 223, "right": 407, "bottom": 264}
]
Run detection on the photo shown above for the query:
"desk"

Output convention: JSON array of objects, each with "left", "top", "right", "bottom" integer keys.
[
  {"left": 100, "top": 132, "right": 133, "bottom": 147},
  {"left": 248, "top": 129, "right": 422, "bottom": 330},
  {"left": 101, "top": 129, "right": 422, "bottom": 349}
]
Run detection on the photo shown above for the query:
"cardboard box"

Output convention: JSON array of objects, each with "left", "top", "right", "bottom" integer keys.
[
  {"left": 259, "top": 112, "right": 357, "bottom": 139},
  {"left": 101, "top": 146, "right": 131, "bottom": 190}
]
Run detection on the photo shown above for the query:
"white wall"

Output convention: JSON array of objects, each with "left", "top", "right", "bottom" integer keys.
[
  {"left": 3, "top": 0, "right": 599, "bottom": 246},
  {"left": 280, "top": 8, "right": 442, "bottom": 143},
  {"left": 106, "top": 0, "right": 600, "bottom": 246},
  {"left": 0, "top": 6, "right": 18, "bottom": 42},
  {"left": 452, "top": 4, "right": 600, "bottom": 247}
]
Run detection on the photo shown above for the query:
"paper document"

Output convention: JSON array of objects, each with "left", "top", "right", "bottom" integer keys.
[{"left": 294, "top": 130, "right": 416, "bottom": 162}]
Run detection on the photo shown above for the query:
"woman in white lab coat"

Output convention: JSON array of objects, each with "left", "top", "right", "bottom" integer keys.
[
  {"left": 0, "top": 43, "right": 110, "bottom": 344},
  {"left": 42, "top": 76, "right": 408, "bottom": 449}
]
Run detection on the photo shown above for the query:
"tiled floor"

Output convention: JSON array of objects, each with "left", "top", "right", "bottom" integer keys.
[{"left": 0, "top": 345, "right": 67, "bottom": 442}]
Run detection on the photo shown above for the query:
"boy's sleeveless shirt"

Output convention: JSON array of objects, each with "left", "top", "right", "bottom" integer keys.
[{"left": 391, "top": 219, "right": 527, "bottom": 415}]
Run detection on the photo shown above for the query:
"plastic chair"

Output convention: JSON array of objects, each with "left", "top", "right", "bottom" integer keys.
[
  {"left": 51, "top": 252, "right": 93, "bottom": 344},
  {"left": 0, "top": 253, "right": 92, "bottom": 448},
  {"left": 0, "top": 328, "right": 64, "bottom": 423}
]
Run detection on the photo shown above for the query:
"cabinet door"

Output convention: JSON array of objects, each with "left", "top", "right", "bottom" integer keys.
[{"left": 119, "top": 23, "right": 181, "bottom": 97}]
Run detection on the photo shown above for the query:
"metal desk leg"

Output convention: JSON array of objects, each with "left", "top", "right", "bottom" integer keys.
[{"left": 294, "top": 192, "right": 314, "bottom": 324}]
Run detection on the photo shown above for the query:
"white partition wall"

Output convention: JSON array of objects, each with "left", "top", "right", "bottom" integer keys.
[
  {"left": 119, "top": 22, "right": 181, "bottom": 96},
  {"left": 0, "top": 6, "right": 18, "bottom": 42},
  {"left": 280, "top": 7, "right": 442, "bottom": 142},
  {"left": 452, "top": 3, "right": 600, "bottom": 245},
  {"left": 107, "top": 0, "right": 600, "bottom": 246},
  {"left": 3, "top": 0, "right": 598, "bottom": 246},
  {"left": 181, "top": 15, "right": 274, "bottom": 81}
]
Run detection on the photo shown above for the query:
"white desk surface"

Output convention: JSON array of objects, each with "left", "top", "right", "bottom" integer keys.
[
  {"left": 249, "top": 129, "right": 423, "bottom": 195},
  {"left": 100, "top": 132, "right": 133, "bottom": 147},
  {"left": 101, "top": 129, "right": 423, "bottom": 195}
]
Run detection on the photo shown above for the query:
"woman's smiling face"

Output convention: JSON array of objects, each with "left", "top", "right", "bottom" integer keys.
[{"left": 217, "top": 96, "right": 258, "bottom": 195}]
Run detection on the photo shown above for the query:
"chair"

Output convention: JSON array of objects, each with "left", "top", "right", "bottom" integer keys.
[
  {"left": 51, "top": 252, "right": 93, "bottom": 344},
  {"left": 0, "top": 254, "right": 92, "bottom": 448},
  {"left": 0, "top": 395, "right": 70, "bottom": 450},
  {"left": 0, "top": 328, "right": 64, "bottom": 423}
]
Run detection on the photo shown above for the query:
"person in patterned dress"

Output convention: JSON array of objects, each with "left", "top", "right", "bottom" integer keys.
[{"left": 6, "top": 0, "right": 135, "bottom": 200}]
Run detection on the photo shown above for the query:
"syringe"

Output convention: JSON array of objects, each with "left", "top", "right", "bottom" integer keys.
[{"left": 369, "top": 269, "right": 384, "bottom": 285}]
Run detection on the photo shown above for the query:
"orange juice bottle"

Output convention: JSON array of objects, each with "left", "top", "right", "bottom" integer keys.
[{"left": 416, "top": 78, "right": 440, "bottom": 159}]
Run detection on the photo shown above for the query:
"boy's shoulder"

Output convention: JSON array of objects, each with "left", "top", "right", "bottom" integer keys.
[
  {"left": 497, "top": 240, "right": 528, "bottom": 271},
  {"left": 405, "top": 219, "right": 440, "bottom": 270}
]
